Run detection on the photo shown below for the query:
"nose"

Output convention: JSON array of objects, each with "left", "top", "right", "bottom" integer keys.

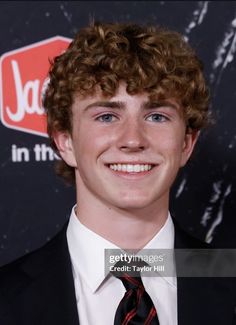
[{"left": 117, "top": 118, "right": 148, "bottom": 152}]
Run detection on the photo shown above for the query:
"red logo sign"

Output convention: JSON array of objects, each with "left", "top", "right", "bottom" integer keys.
[{"left": 0, "top": 36, "right": 71, "bottom": 137}]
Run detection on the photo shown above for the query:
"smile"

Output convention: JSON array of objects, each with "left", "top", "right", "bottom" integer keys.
[{"left": 109, "top": 164, "right": 153, "bottom": 173}]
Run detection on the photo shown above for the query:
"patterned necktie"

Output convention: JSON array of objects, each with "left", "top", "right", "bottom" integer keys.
[{"left": 113, "top": 270, "right": 160, "bottom": 325}]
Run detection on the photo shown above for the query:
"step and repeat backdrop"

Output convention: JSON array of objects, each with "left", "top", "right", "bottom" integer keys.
[{"left": 0, "top": 1, "right": 235, "bottom": 266}]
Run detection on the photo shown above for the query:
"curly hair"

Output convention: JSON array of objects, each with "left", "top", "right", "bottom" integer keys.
[{"left": 43, "top": 21, "right": 210, "bottom": 185}]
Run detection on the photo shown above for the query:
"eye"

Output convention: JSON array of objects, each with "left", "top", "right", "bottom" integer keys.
[
  {"left": 96, "top": 113, "right": 117, "bottom": 123},
  {"left": 146, "top": 113, "right": 169, "bottom": 123}
]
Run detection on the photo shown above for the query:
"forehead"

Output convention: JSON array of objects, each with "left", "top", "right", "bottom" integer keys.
[{"left": 72, "top": 83, "right": 181, "bottom": 112}]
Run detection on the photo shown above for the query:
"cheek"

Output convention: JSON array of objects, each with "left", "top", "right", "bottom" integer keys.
[
  {"left": 158, "top": 134, "right": 185, "bottom": 158},
  {"left": 73, "top": 130, "right": 113, "bottom": 163}
]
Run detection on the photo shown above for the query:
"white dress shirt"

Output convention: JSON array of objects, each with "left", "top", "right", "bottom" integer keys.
[{"left": 66, "top": 206, "right": 177, "bottom": 325}]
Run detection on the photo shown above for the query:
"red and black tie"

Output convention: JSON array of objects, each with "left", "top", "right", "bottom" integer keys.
[{"left": 113, "top": 271, "right": 160, "bottom": 325}]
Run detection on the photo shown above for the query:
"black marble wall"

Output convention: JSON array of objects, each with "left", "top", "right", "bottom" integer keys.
[{"left": 0, "top": 1, "right": 235, "bottom": 266}]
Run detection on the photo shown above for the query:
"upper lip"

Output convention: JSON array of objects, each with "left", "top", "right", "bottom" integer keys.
[{"left": 107, "top": 162, "right": 157, "bottom": 165}]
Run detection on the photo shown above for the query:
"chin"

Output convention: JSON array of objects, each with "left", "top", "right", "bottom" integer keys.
[{"left": 112, "top": 195, "right": 155, "bottom": 210}]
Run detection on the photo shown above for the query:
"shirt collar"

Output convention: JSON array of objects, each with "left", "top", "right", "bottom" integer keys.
[
  {"left": 67, "top": 205, "right": 118, "bottom": 293},
  {"left": 66, "top": 205, "right": 175, "bottom": 293},
  {"left": 141, "top": 213, "right": 176, "bottom": 287}
]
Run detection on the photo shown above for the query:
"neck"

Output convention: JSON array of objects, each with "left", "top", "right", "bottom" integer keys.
[{"left": 75, "top": 188, "right": 169, "bottom": 250}]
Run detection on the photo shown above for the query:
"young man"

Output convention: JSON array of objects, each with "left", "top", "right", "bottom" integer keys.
[{"left": 0, "top": 22, "right": 235, "bottom": 325}]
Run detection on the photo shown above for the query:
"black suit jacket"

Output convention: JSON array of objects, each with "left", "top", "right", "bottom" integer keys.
[{"left": 0, "top": 219, "right": 236, "bottom": 325}]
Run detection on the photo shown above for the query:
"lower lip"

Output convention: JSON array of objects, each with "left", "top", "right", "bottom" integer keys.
[{"left": 107, "top": 166, "right": 157, "bottom": 179}]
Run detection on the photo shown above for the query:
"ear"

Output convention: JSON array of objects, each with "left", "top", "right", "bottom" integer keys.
[
  {"left": 180, "top": 130, "right": 200, "bottom": 167},
  {"left": 53, "top": 131, "right": 77, "bottom": 167}
]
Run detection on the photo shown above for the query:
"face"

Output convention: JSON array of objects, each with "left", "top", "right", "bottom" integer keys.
[{"left": 54, "top": 83, "right": 198, "bottom": 212}]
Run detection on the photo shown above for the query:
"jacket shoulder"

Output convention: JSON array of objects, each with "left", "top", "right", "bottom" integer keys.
[{"left": 0, "top": 223, "right": 68, "bottom": 296}]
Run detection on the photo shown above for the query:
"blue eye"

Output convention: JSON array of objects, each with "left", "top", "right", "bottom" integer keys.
[
  {"left": 146, "top": 113, "right": 168, "bottom": 122},
  {"left": 97, "top": 114, "right": 115, "bottom": 123}
]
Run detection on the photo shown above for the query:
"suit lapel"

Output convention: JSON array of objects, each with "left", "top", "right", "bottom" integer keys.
[
  {"left": 19, "top": 224, "right": 80, "bottom": 325},
  {"left": 173, "top": 218, "right": 235, "bottom": 325}
]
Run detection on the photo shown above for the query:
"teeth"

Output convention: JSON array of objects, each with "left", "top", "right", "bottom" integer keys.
[{"left": 109, "top": 164, "right": 153, "bottom": 173}]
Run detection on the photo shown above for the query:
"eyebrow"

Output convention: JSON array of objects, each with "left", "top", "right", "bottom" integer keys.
[
  {"left": 143, "top": 100, "right": 178, "bottom": 110},
  {"left": 83, "top": 100, "right": 178, "bottom": 112},
  {"left": 84, "top": 101, "right": 125, "bottom": 111}
]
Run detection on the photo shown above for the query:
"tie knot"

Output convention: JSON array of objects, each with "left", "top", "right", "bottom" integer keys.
[
  {"left": 117, "top": 272, "right": 143, "bottom": 291},
  {"left": 111, "top": 259, "right": 146, "bottom": 291}
]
